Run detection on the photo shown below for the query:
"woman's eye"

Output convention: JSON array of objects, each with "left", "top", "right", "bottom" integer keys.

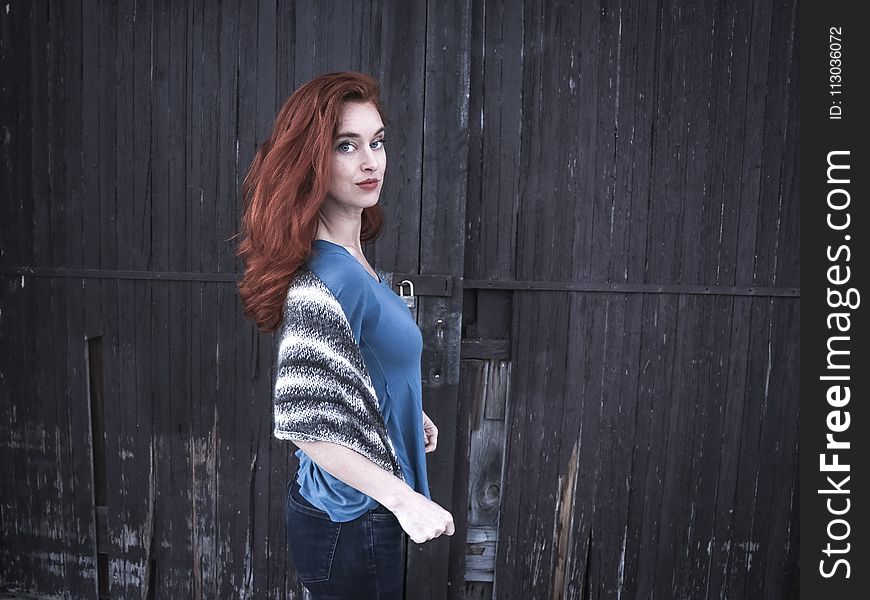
[
  {"left": 337, "top": 142, "right": 354, "bottom": 153},
  {"left": 372, "top": 139, "right": 385, "bottom": 149}
]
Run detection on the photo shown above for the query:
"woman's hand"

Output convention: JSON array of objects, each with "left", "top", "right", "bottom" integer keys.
[
  {"left": 390, "top": 489, "right": 455, "bottom": 544},
  {"left": 422, "top": 410, "right": 438, "bottom": 453}
]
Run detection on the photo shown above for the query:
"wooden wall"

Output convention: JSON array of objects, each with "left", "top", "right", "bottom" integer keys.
[
  {"left": 0, "top": 1, "right": 449, "bottom": 597},
  {"left": 0, "top": 0, "right": 799, "bottom": 599},
  {"left": 453, "top": 0, "right": 799, "bottom": 598}
]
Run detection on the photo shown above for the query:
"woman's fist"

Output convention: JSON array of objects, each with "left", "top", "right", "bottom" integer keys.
[{"left": 391, "top": 491, "right": 455, "bottom": 544}]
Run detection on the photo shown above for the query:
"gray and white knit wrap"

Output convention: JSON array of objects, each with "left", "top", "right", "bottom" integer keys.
[{"left": 272, "top": 266, "right": 404, "bottom": 480}]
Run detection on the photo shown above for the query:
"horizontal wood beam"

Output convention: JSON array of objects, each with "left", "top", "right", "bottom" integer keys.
[
  {"left": 461, "top": 339, "right": 510, "bottom": 360},
  {"left": 1, "top": 268, "right": 800, "bottom": 298},
  {"left": 462, "top": 279, "right": 799, "bottom": 297},
  {"left": 0, "top": 267, "right": 240, "bottom": 282}
]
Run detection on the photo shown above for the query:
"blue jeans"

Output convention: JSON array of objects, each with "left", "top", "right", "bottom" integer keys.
[{"left": 285, "top": 478, "right": 406, "bottom": 599}]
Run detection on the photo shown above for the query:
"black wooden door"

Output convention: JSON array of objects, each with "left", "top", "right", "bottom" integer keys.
[
  {"left": 450, "top": 1, "right": 800, "bottom": 598},
  {"left": 0, "top": 1, "right": 469, "bottom": 598}
]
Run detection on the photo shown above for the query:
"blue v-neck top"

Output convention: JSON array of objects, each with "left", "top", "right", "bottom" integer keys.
[{"left": 293, "top": 239, "right": 432, "bottom": 521}]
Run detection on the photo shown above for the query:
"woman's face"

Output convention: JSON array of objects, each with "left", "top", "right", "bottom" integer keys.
[{"left": 323, "top": 101, "right": 386, "bottom": 213}]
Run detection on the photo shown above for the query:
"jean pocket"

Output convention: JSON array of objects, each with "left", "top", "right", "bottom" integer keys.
[
  {"left": 371, "top": 510, "right": 400, "bottom": 524},
  {"left": 288, "top": 482, "right": 333, "bottom": 520},
  {"left": 286, "top": 495, "right": 342, "bottom": 583}
]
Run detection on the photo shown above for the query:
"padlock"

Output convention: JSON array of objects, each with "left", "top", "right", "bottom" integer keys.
[{"left": 399, "top": 279, "right": 416, "bottom": 309}]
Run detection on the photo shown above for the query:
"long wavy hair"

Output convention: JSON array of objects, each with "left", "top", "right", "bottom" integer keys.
[{"left": 237, "top": 72, "right": 386, "bottom": 332}]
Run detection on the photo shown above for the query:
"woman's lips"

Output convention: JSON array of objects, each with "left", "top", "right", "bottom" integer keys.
[{"left": 356, "top": 180, "right": 379, "bottom": 190}]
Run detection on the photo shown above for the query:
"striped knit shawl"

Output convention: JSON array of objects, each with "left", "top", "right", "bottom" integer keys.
[{"left": 272, "top": 266, "right": 404, "bottom": 480}]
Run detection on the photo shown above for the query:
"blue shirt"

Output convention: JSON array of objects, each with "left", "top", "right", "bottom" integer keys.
[{"left": 294, "top": 239, "right": 432, "bottom": 521}]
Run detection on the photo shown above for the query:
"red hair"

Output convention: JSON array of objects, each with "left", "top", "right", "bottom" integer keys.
[{"left": 237, "top": 72, "right": 386, "bottom": 332}]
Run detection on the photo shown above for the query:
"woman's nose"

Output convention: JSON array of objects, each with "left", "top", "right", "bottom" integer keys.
[{"left": 360, "top": 146, "right": 378, "bottom": 171}]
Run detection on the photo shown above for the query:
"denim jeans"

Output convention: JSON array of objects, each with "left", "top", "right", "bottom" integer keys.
[{"left": 286, "top": 477, "right": 407, "bottom": 599}]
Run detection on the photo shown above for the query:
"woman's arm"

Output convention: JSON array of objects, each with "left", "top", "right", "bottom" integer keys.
[{"left": 293, "top": 439, "right": 454, "bottom": 544}]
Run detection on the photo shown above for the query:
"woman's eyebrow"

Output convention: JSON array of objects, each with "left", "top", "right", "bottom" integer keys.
[{"left": 335, "top": 126, "right": 385, "bottom": 139}]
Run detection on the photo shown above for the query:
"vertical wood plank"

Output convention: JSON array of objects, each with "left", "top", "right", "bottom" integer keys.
[
  {"left": 371, "top": 0, "right": 427, "bottom": 272},
  {"left": 29, "top": 0, "right": 49, "bottom": 268},
  {"left": 0, "top": 0, "right": 31, "bottom": 267},
  {"left": 97, "top": 0, "right": 118, "bottom": 269},
  {"left": 60, "top": 0, "right": 84, "bottom": 270},
  {"left": 732, "top": 0, "right": 774, "bottom": 288},
  {"left": 0, "top": 278, "right": 29, "bottom": 582},
  {"left": 751, "top": 0, "right": 798, "bottom": 288},
  {"left": 410, "top": 0, "right": 472, "bottom": 598},
  {"left": 114, "top": 0, "right": 135, "bottom": 271},
  {"left": 612, "top": 0, "right": 655, "bottom": 284},
  {"left": 465, "top": 0, "right": 524, "bottom": 281},
  {"left": 129, "top": 0, "right": 154, "bottom": 271}
]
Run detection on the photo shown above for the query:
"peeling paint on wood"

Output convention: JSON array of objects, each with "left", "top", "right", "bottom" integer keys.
[{"left": 551, "top": 439, "right": 581, "bottom": 598}]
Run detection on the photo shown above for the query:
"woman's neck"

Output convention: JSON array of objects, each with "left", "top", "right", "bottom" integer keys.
[{"left": 316, "top": 210, "right": 363, "bottom": 250}]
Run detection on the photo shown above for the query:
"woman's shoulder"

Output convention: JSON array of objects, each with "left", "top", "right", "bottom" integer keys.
[{"left": 306, "top": 250, "right": 373, "bottom": 301}]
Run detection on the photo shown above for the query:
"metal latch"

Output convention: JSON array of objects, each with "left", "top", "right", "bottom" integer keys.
[{"left": 398, "top": 279, "right": 416, "bottom": 308}]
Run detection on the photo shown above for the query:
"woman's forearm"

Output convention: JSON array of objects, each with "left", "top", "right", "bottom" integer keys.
[
  {"left": 292, "top": 440, "right": 412, "bottom": 510},
  {"left": 292, "top": 439, "right": 455, "bottom": 543}
]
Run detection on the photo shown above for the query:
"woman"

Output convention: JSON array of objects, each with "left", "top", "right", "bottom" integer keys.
[{"left": 236, "top": 72, "right": 454, "bottom": 599}]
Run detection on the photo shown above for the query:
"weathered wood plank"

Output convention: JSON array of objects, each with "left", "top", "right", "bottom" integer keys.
[
  {"left": 644, "top": 0, "right": 692, "bottom": 286},
  {"left": 676, "top": 294, "right": 731, "bottom": 598},
  {"left": 464, "top": 359, "right": 510, "bottom": 584},
  {"left": 194, "top": 0, "right": 219, "bottom": 274},
  {"left": 65, "top": 278, "right": 102, "bottom": 596},
  {"left": 95, "top": 0, "right": 118, "bottom": 270},
  {"left": 497, "top": 291, "right": 573, "bottom": 599},
  {"left": 514, "top": 1, "right": 584, "bottom": 282},
  {"left": 756, "top": 298, "right": 800, "bottom": 596},
  {"left": 674, "top": 3, "right": 716, "bottom": 286},
  {"left": 59, "top": 0, "right": 83, "bottom": 270},
  {"left": 465, "top": 526, "right": 498, "bottom": 582},
  {"left": 752, "top": 0, "right": 799, "bottom": 289},
  {"left": 449, "top": 357, "right": 476, "bottom": 600},
  {"left": 165, "top": 2, "right": 188, "bottom": 272},
  {"left": 213, "top": 0, "right": 240, "bottom": 273},
  {"left": 28, "top": 0, "right": 49, "bottom": 268},
  {"left": 460, "top": 339, "right": 511, "bottom": 360},
  {"left": 577, "top": 292, "right": 634, "bottom": 600},
  {"left": 561, "top": 291, "right": 599, "bottom": 600},
  {"left": 0, "top": 279, "right": 30, "bottom": 586},
  {"left": 467, "top": 0, "right": 523, "bottom": 281},
  {"left": 616, "top": 0, "right": 656, "bottom": 285},
  {"left": 371, "top": 0, "right": 427, "bottom": 272},
  {"left": 102, "top": 279, "right": 149, "bottom": 596},
  {"left": 732, "top": 0, "right": 774, "bottom": 288},
  {"left": 412, "top": 0, "right": 472, "bottom": 598},
  {"left": 775, "top": 32, "right": 800, "bottom": 290},
  {"left": 114, "top": 0, "right": 135, "bottom": 271},
  {"left": 127, "top": 0, "right": 154, "bottom": 273},
  {"left": 0, "top": 0, "right": 30, "bottom": 268}
]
